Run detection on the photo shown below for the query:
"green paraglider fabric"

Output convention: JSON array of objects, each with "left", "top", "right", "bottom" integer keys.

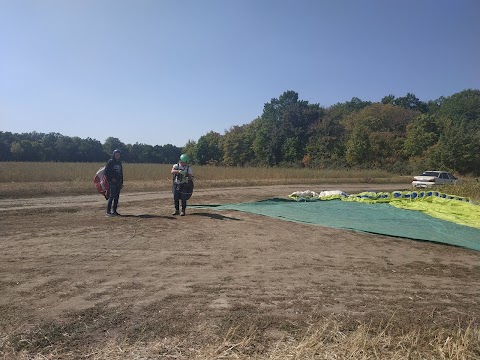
[
  {"left": 190, "top": 198, "right": 480, "bottom": 252},
  {"left": 289, "top": 190, "right": 479, "bottom": 229}
]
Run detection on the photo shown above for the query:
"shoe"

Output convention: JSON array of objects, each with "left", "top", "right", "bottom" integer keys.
[
  {"left": 112, "top": 212, "right": 121, "bottom": 216},
  {"left": 180, "top": 211, "right": 185, "bottom": 216},
  {"left": 172, "top": 211, "right": 179, "bottom": 216},
  {"left": 106, "top": 213, "right": 113, "bottom": 217}
]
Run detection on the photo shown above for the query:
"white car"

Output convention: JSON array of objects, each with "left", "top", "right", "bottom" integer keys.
[{"left": 412, "top": 171, "right": 463, "bottom": 188}]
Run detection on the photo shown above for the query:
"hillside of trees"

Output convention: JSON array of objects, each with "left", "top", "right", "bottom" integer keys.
[{"left": 1, "top": 89, "right": 479, "bottom": 175}]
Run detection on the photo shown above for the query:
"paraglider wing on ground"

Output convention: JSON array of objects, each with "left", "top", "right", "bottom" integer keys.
[{"left": 94, "top": 166, "right": 109, "bottom": 200}]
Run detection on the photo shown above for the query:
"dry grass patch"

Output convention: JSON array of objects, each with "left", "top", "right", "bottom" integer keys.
[
  {"left": 441, "top": 180, "right": 480, "bottom": 203},
  {"left": 0, "top": 162, "right": 406, "bottom": 183},
  {"left": 4, "top": 317, "right": 478, "bottom": 359}
]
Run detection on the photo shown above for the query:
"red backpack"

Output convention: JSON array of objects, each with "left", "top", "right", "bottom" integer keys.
[{"left": 94, "top": 166, "right": 110, "bottom": 199}]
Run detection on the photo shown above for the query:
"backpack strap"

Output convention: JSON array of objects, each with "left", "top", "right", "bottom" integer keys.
[{"left": 172, "top": 163, "right": 179, "bottom": 183}]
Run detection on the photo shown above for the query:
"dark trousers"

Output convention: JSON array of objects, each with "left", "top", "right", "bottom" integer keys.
[
  {"left": 107, "top": 183, "right": 121, "bottom": 213},
  {"left": 173, "top": 184, "right": 188, "bottom": 212}
]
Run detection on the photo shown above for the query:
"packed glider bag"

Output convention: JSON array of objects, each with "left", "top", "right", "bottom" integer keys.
[
  {"left": 182, "top": 179, "right": 194, "bottom": 200},
  {"left": 94, "top": 166, "right": 109, "bottom": 199}
]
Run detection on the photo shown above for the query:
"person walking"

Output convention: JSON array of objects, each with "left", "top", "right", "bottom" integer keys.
[
  {"left": 105, "top": 149, "right": 124, "bottom": 217},
  {"left": 171, "top": 154, "right": 194, "bottom": 216}
]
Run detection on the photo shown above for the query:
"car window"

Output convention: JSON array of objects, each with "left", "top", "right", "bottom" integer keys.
[
  {"left": 447, "top": 173, "right": 457, "bottom": 180},
  {"left": 440, "top": 173, "right": 448, "bottom": 179},
  {"left": 423, "top": 172, "right": 439, "bottom": 177}
]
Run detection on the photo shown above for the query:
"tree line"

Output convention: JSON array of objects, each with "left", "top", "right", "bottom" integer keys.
[
  {"left": 0, "top": 133, "right": 182, "bottom": 164},
  {"left": 184, "top": 89, "right": 480, "bottom": 175},
  {"left": 1, "top": 89, "right": 479, "bottom": 175}
]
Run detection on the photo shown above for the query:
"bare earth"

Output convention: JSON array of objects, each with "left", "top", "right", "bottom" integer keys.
[{"left": 1, "top": 184, "right": 479, "bottom": 357}]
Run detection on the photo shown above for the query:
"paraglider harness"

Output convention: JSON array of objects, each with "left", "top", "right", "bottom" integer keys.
[{"left": 173, "top": 164, "right": 194, "bottom": 200}]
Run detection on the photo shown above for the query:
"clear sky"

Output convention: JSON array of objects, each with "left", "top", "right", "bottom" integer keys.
[{"left": 1, "top": 0, "right": 479, "bottom": 147}]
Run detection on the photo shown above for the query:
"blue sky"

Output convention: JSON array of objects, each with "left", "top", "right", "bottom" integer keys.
[{"left": 1, "top": 0, "right": 479, "bottom": 147}]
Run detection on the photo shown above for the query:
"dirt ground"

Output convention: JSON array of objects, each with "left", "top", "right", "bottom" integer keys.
[{"left": 1, "top": 184, "right": 479, "bottom": 358}]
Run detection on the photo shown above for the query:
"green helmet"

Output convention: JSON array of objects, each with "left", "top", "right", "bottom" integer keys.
[{"left": 179, "top": 154, "right": 190, "bottom": 163}]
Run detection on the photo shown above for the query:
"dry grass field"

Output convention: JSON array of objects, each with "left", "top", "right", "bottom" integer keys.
[
  {"left": 1, "top": 163, "right": 479, "bottom": 359},
  {"left": 0, "top": 162, "right": 411, "bottom": 198}
]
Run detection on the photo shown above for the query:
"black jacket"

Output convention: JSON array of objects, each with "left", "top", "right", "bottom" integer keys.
[{"left": 105, "top": 158, "right": 123, "bottom": 184}]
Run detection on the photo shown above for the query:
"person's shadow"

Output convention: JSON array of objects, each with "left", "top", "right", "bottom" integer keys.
[
  {"left": 120, "top": 214, "right": 176, "bottom": 219},
  {"left": 190, "top": 212, "right": 242, "bottom": 221},
  {"left": 117, "top": 213, "right": 241, "bottom": 221}
]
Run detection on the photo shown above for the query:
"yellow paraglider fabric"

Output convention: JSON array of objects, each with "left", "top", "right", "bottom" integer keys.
[{"left": 389, "top": 196, "right": 480, "bottom": 229}]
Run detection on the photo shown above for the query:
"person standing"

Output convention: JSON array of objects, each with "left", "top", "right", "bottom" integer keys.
[
  {"left": 105, "top": 149, "right": 124, "bottom": 216},
  {"left": 171, "top": 154, "right": 193, "bottom": 216}
]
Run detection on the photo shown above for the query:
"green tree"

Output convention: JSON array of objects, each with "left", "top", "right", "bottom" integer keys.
[
  {"left": 381, "top": 94, "right": 395, "bottom": 105},
  {"left": 342, "top": 103, "right": 420, "bottom": 166},
  {"left": 103, "top": 137, "right": 127, "bottom": 160},
  {"left": 81, "top": 137, "right": 105, "bottom": 162},
  {"left": 10, "top": 141, "right": 25, "bottom": 161},
  {"left": 305, "top": 104, "right": 347, "bottom": 167},
  {"left": 0, "top": 132, "right": 16, "bottom": 161},
  {"left": 345, "top": 126, "right": 371, "bottom": 166},
  {"left": 428, "top": 120, "right": 480, "bottom": 174},
  {"left": 436, "top": 89, "right": 480, "bottom": 126},
  {"left": 425, "top": 96, "right": 446, "bottom": 113},
  {"left": 10, "top": 140, "right": 42, "bottom": 161},
  {"left": 181, "top": 140, "right": 197, "bottom": 164},
  {"left": 422, "top": 90, "right": 480, "bottom": 174},
  {"left": 55, "top": 136, "right": 77, "bottom": 162},
  {"left": 40, "top": 133, "right": 61, "bottom": 161},
  {"left": 161, "top": 144, "right": 182, "bottom": 164},
  {"left": 281, "top": 137, "right": 300, "bottom": 163},
  {"left": 252, "top": 117, "right": 274, "bottom": 165},
  {"left": 392, "top": 93, "right": 428, "bottom": 113},
  {"left": 253, "top": 90, "right": 322, "bottom": 165},
  {"left": 342, "top": 97, "right": 372, "bottom": 112},
  {"left": 304, "top": 98, "right": 371, "bottom": 167},
  {"left": 194, "top": 131, "right": 223, "bottom": 165},
  {"left": 127, "top": 143, "right": 155, "bottom": 163},
  {"left": 403, "top": 115, "right": 439, "bottom": 157},
  {"left": 223, "top": 124, "right": 255, "bottom": 166}
]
